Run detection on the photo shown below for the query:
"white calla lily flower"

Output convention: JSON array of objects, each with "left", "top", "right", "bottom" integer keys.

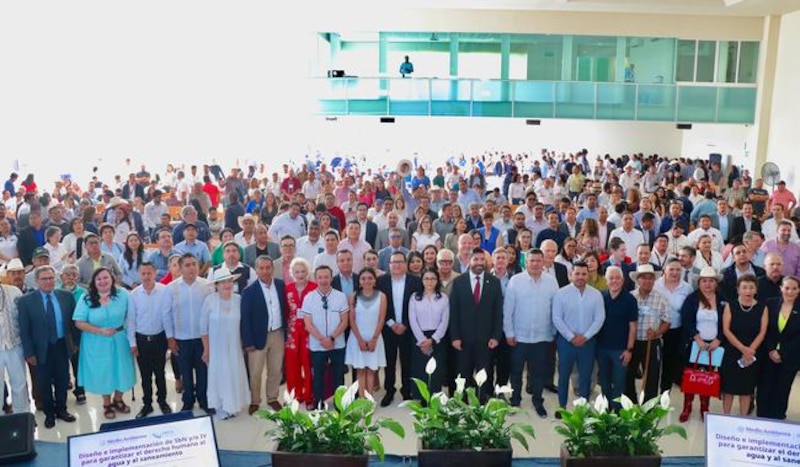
[
  {"left": 494, "top": 384, "right": 513, "bottom": 396},
  {"left": 593, "top": 394, "right": 609, "bottom": 414},
  {"left": 573, "top": 397, "right": 588, "bottom": 407},
  {"left": 638, "top": 391, "right": 645, "bottom": 406},
  {"left": 425, "top": 357, "right": 437, "bottom": 376},
  {"left": 455, "top": 375, "right": 466, "bottom": 393},
  {"left": 290, "top": 399, "right": 300, "bottom": 414},
  {"left": 660, "top": 391, "right": 671, "bottom": 410},
  {"left": 364, "top": 391, "right": 375, "bottom": 403},
  {"left": 475, "top": 369, "right": 487, "bottom": 388},
  {"left": 620, "top": 394, "right": 634, "bottom": 410},
  {"left": 342, "top": 382, "right": 359, "bottom": 408}
]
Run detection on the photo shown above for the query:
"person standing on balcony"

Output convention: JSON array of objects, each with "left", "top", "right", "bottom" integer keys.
[{"left": 400, "top": 55, "right": 414, "bottom": 78}]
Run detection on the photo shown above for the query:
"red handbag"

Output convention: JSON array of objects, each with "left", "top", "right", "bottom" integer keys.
[{"left": 681, "top": 349, "right": 721, "bottom": 398}]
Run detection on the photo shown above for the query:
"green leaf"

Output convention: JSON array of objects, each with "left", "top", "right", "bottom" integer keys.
[
  {"left": 413, "top": 378, "right": 431, "bottom": 403},
  {"left": 379, "top": 419, "right": 406, "bottom": 438},
  {"left": 516, "top": 423, "right": 535, "bottom": 438},
  {"left": 662, "top": 425, "right": 688, "bottom": 439},
  {"left": 505, "top": 430, "right": 525, "bottom": 450},
  {"left": 367, "top": 434, "right": 385, "bottom": 461}
]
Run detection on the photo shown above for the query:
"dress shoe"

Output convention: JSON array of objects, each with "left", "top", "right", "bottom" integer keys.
[
  {"left": 534, "top": 405, "right": 548, "bottom": 419},
  {"left": 158, "top": 401, "right": 172, "bottom": 414},
  {"left": 44, "top": 416, "right": 56, "bottom": 429},
  {"left": 76, "top": 394, "right": 87, "bottom": 405},
  {"left": 180, "top": 404, "right": 194, "bottom": 412},
  {"left": 380, "top": 393, "right": 394, "bottom": 408},
  {"left": 268, "top": 401, "right": 283, "bottom": 411},
  {"left": 203, "top": 407, "right": 216, "bottom": 415},
  {"left": 554, "top": 410, "right": 563, "bottom": 420},
  {"left": 544, "top": 384, "right": 558, "bottom": 394},
  {"left": 136, "top": 405, "right": 153, "bottom": 419},
  {"left": 248, "top": 404, "right": 259, "bottom": 415},
  {"left": 56, "top": 411, "right": 76, "bottom": 422}
]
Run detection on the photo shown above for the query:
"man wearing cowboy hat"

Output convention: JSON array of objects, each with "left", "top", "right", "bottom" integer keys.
[
  {"left": 234, "top": 213, "right": 257, "bottom": 248},
  {"left": 626, "top": 264, "right": 670, "bottom": 402}
]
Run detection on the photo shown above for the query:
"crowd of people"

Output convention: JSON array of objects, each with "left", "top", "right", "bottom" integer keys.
[{"left": 1, "top": 150, "right": 800, "bottom": 429}]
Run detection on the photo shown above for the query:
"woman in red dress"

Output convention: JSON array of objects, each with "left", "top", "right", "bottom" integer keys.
[{"left": 284, "top": 257, "right": 317, "bottom": 409}]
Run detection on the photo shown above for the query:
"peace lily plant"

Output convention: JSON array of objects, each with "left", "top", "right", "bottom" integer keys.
[
  {"left": 555, "top": 391, "right": 687, "bottom": 458},
  {"left": 258, "top": 383, "right": 405, "bottom": 461},
  {"left": 404, "top": 357, "right": 536, "bottom": 452}
]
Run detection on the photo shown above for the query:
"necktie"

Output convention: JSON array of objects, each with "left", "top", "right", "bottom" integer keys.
[
  {"left": 46, "top": 294, "right": 57, "bottom": 344},
  {"left": 684, "top": 270, "right": 689, "bottom": 282},
  {"left": 76, "top": 237, "right": 83, "bottom": 258},
  {"left": 473, "top": 276, "right": 481, "bottom": 305}
]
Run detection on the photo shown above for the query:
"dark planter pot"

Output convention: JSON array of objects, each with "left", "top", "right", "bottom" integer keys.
[
  {"left": 418, "top": 448, "right": 513, "bottom": 467},
  {"left": 560, "top": 445, "right": 662, "bottom": 467},
  {"left": 271, "top": 451, "right": 368, "bottom": 467}
]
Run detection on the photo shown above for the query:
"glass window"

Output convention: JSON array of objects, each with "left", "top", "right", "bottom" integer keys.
[
  {"left": 696, "top": 41, "right": 716, "bottom": 82},
  {"left": 676, "top": 40, "right": 696, "bottom": 82},
  {"left": 625, "top": 37, "right": 676, "bottom": 84},
  {"left": 572, "top": 36, "right": 617, "bottom": 82},
  {"left": 518, "top": 36, "right": 562, "bottom": 81},
  {"left": 716, "top": 41, "right": 739, "bottom": 83},
  {"left": 738, "top": 41, "right": 759, "bottom": 84},
  {"left": 459, "top": 41, "right": 501, "bottom": 79}
]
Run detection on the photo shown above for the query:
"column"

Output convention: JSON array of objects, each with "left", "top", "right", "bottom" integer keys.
[
  {"left": 561, "top": 35, "right": 573, "bottom": 81},
  {"left": 449, "top": 36, "right": 459, "bottom": 100},
  {"left": 616, "top": 37, "right": 627, "bottom": 82},
  {"left": 754, "top": 15, "right": 782, "bottom": 173},
  {"left": 501, "top": 34, "right": 511, "bottom": 101},
  {"left": 378, "top": 32, "right": 388, "bottom": 93}
]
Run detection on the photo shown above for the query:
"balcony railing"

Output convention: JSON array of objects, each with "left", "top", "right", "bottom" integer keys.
[{"left": 313, "top": 77, "right": 756, "bottom": 123}]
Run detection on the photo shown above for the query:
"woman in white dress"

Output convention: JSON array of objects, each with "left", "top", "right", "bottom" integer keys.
[
  {"left": 345, "top": 267, "right": 387, "bottom": 397},
  {"left": 410, "top": 215, "right": 442, "bottom": 252},
  {"left": 201, "top": 269, "right": 251, "bottom": 420},
  {"left": 44, "top": 226, "right": 71, "bottom": 271}
]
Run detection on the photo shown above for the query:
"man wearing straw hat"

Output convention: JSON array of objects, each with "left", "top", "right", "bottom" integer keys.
[
  {"left": 0, "top": 262, "right": 28, "bottom": 414},
  {"left": 626, "top": 264, "right": 670, "bottom": 402}
]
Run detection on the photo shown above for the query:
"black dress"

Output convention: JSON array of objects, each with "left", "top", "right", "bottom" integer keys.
[{"left": 721, "top": 300, "right": 765, "bottom": 395}]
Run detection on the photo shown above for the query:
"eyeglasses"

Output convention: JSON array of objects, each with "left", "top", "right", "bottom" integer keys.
[
  {"left": 321, "top": 295, "right": 328, "bottom": 311},
  {"left": 422, "top": 277, "right": 438, "bottom": 281},
  {"left": 437, "top": 260, "right": 453, "bottom": 264},
  {"left": 39, "top": 276, "right": 56, "bottom": 281},
  {"left": 389, "top": 260, "right": 405, "bottom": 265}
]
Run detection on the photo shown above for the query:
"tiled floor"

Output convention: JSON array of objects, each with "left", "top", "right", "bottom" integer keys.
[{"left": 26, "top": 370, "right": 796, "bottom": 458}]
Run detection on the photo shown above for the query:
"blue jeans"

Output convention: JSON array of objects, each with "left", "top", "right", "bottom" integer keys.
[
  {"left": 510, "top": 341, "right": 550, "bottom": 407},
  {"left": 311, "top": 348, "right": 345, "bottom": 406},
  {"left": 176, "top": 338, "right": 207, "bottom": 409},
  {"left": 557, "top": 336, "right": 597, "bottom": 407},
  {"left": 596, "top": 347, "right": 628, "bottom": 410}
]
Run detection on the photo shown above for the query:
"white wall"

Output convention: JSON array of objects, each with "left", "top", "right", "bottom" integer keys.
[
  {"left": 306, "top": 116, "right": 754, "bottom": 169},
  {"left": 766, "top": 10, "right": 800, "bottom": 192}
]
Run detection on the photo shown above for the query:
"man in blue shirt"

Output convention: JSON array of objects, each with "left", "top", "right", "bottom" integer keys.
[
  {"left": 399, "top": 55, "right": 414, "bottom": 77},
  {"left": 552, "top": 261, "right": 606, "bottom": 414},
  {"left": 4, "top": 172, "right": 17, "bottom": 197}
]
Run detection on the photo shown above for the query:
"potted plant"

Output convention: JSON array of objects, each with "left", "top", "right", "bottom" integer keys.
[
  {"left": 555, "top": 391, "right": 687, "bottom": 467},
  {"left": 404, "top": 358, "right": 536, "bottom": 467},
  {"left": 259, "top": 383, "right": 405, "bottom": 467}
]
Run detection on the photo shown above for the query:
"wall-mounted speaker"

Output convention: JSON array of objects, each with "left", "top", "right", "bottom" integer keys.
[
  {"left": 380, "top": 117, "right": 395, "bottom": 123},
  {"left": 676, "top": 123, "right": 692, "bottom": 130},
  {"left": 525, "top": 119, "right": 541, "bottom": 126},
  {"left": 327, "top": 70, "right": 345, "bottom": 78}
]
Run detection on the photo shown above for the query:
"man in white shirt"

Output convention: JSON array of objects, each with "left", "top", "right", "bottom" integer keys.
[
  {"left": 609, "top": 212, "right": 645, "bottom": 252},
  {"left": 687, "top": 215, "right": 724, "bottom": 253},
  {"left": 302, "top": 171, "right": 321, "bottom": 201},
  {"left": 296, "top": 220, "right": 325, "bottom": 264},
  {"left": 127, "top": 262, "right": 173, "bottom": 418},
  {"left": 268, "top": 202, "right": 307, "bottom": 243},
  {"left": 143, "top": 190, "right": 167, "bottom": 239},
  {"left": 0, "top": 281, "right": 27, "bottom": 413},
  {"left": 234, "top": 214, "right": 257, "bottom": 248},
  {"left": 762, "top": 203, "right": 800, "bottom": 243}
]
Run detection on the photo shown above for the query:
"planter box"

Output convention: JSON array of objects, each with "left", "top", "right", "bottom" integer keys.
[
  {"left": 271, "top": 451, "right": 368, "bottom": 467},
  {"left": 418, "top": 448, "right": 513, "bottom": 467},
  {"left": 560, "top": 445, "right": 661, "bottom": 467}
]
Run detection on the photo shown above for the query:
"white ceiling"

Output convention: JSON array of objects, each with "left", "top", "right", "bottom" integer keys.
[{"left": 363, "top": 0, "right": 800, "bottom": 16}]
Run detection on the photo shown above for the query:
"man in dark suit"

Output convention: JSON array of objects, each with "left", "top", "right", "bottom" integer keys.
[
  {"left": 540, "top": 239, "right": 570, "bottom": 288},
  {"left": 378, "top": 228, "right": 410, "bottom": 272},
  {"left": 356, "top": 203, "right": 378, "bottom": 249},
  {"left": 449, "top": 248, "right": 504, "bottom": 402},
  {"left": 558, "top": 207, "right": 581, "bottom": 239},
  {"left": 731, "top": 202, "right": 762, "bottom": 244},
  {"left": 332, "top": 250, "right": 358, "bottom": 296},
  {"left": 16, "top": 209, "right": 46, "bottom": 266},
  {"left": 240, "top": 255, "right": 288, "bottom": 414},
  {"left": 121, "top": 173, "right": 145, "bottom": 202},
  {"left": 720, "top": 243, "right": 766, "bottom": 302},
  {"left": 17, "top": 265, "right": 78, "bottom": 428},
  {"left": 244, "top": 224, "right": 281, "bottom": 268},
  {"left": 636, "top": 213, "right": 658, "bottom": 248},
  {"left": 711, "top": 199, "right": 737, "bottom": 244},
  {"left": 377, "top": 251, "right": 422, "bottom": 407},
  {"left": 601, "top": 237, "right": 634, "bottom": 290}
]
